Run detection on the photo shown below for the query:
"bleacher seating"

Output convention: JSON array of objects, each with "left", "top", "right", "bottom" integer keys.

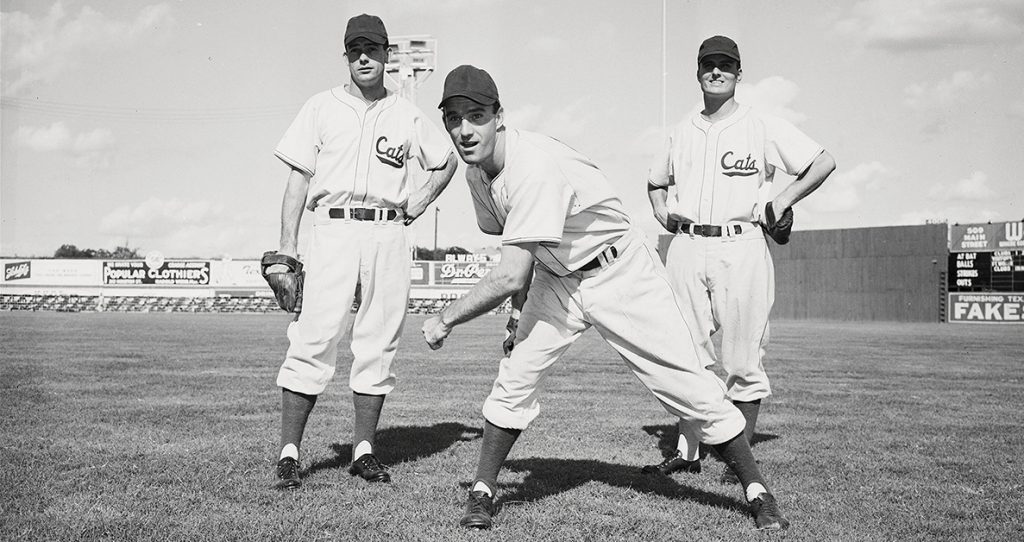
[{"left": 1, "top": 293, "right": 511, "bottom": 315}]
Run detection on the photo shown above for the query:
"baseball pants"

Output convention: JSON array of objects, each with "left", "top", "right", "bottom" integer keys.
[
  {"left": 483, "top": 232, "right": 746, "bottom": 445},
  {"left": 277, "top": 210, "right": 410, "bottom": 396},
  {"left": 664, "top": 223, "right": 774, "bottom": 402}
]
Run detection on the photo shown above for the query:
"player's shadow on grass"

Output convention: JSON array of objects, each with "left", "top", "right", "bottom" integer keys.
[
  {"left": 303, "top": 422, "right": 483, "bottom": 476},
  {"left": 498, "top": 457, "right": 748, "bottom": 516},
  {"left": 641, "top": 423, "right": 779, "bottom": 462}
]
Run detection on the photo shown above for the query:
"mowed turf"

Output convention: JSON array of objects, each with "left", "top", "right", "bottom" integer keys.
[{"left": 1, "top": 312, "right": 1022, "bottom": 542}]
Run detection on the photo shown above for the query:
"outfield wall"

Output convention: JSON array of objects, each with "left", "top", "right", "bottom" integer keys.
[{"left": 658, "top": 224, "right": 949, "bottom": 322}]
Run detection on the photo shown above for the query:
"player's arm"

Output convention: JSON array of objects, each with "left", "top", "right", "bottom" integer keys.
[
  {"left": 422, "top": 242, "right": 537, "bottom": 349},
  {"left": 404, "top": 153, "right": 458, "bottom": 224},
  {"left": 771, "top": 150, "right": 836, "bottom": 212},
  {"left": 647, "top": 181, "right": 674, "bottom": 232},
  {"left": 265, "top": 167, "right": 311, "bottom": 275}
]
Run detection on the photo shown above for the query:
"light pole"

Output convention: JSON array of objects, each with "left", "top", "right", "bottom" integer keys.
[{"left": 433, "top": 207, "right": 440, "bottom": 253}]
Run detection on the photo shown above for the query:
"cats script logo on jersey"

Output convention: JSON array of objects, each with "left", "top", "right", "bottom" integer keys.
[
  {"left": 375, "top": 136, "right": 405, "bottom": 168},
  {"left": 720, "top": 151, "right": 759, "bottom": 177}
]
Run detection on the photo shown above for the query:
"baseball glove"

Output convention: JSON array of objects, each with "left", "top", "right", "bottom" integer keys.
[
  {"left": 261, "top": 251, "right": 304, "bottom": 313},
  {"left": 761, "top": 202, "right": 794, "bottom": 245},
  {"left": 502, "top": 315, "right": 518, "bottom": 356}
]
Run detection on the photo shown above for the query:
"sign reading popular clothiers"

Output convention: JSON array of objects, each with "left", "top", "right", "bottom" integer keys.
[{"left": 103, "top": 260, "right": 211, "bottom": 285}]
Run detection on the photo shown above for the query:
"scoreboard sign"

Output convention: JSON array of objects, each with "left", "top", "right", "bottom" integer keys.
[
  {"left": 950, "top": 221, "right": 1024, "bottom": 252},
  {"left": 947, "top": 248, "right": 1024, "bottom": 324}
]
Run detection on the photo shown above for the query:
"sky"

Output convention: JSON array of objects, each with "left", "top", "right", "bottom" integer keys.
[{"left": 2, "top": 0, "right": 1022, "bottom": 259}]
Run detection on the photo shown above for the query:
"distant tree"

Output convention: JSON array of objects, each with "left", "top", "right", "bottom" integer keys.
[
  {"left": 413, "top": 245, "right": 474, "bottom": 260},
  {"left": 53, "top": 244, "right": 141, "bottom": 259}
]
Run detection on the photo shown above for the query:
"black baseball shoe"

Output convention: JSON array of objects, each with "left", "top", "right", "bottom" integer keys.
[
  {"left": 274, "top": 457, "right": 301, "bottom": 490},
  {"left": 641, "top": 450, "right": 701, "bottom": 475},
  {"left": 349, "top": 453, "right": 391, "bottom": 483},
  {"left": 750, "top": 492, "right": 790, "bottom": 530},
  {"left": 460, "top": 490, "right": 495, "bottom": 530}
]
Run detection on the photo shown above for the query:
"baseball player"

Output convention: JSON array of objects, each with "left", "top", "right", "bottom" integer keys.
[
  {"left": 644, "top": 36, "right": 835, "bottom": 481},
  {"left": 422, "top": 65, "right": 789, "bottom": 531},
  {"left": 266, "top": 13, "right": 456, "bottom": 490}
]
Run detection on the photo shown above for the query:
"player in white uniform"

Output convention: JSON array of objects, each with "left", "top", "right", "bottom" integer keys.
[
  {"left": 644, "top": 36, "right": 835, "bottom": 480},
  {"left": 422, "top": 65, "right": 789, "bottom": 531},
  {"left": 269, "top": 14, "right": 456, "bottom": 489}
]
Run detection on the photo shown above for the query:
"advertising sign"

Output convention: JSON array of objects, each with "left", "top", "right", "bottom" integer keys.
[
  {"left": 950, "top": 221, "right": 1024, "bottom": 252},
  {"left": 948, "top": 293, "right": 1024, "bottom": 323},
  {"left": 103, "top": 260, "right": 211, "bottom": 285}
]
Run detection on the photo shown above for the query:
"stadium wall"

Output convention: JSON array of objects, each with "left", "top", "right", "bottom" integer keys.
[{"left": 658, "top": 224, "right": 949, "bottom": 322}]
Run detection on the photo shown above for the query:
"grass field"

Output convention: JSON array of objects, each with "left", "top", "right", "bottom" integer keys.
[{"left": 1, "top": 312, "right": 1022, "bottom": 541}]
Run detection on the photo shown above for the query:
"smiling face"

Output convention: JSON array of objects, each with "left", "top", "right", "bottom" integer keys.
[
  {"left": 441, "top": 97, "right": 503, "bottom": 168},
  {"left": 345, "top": 37, "right": 387, "bottom": 88},
  {"left": 697, "top": 54, "right": 741, "bottom": 98}
]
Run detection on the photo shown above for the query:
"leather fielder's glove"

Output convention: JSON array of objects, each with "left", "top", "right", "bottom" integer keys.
[
  {"left": 261, "top": 251, "right": 304, "bottom": 313},
  {"left": 761, "top": 201, "right": 794, "bottom": 245},
  {"left": 502, "top": 315, "right": 518, "bottom": 356}
]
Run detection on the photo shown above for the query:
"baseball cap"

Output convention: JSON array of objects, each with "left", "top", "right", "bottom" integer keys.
[
  {"left": 438, "top": 65, "right": 499, "bottom": 109},
  {"left": 344, "top": 14, "right": 388, "bottom": 46},
  {"left": 697, "top": 35, "right": 740, "bottom": 63}
]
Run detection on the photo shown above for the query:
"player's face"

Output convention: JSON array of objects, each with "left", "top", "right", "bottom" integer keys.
[
  {"left": 345, "top": 38, "right": 387, "bottom": 87},
  {"left": 697, "top": 54, "right": 741, "bottom": 97},
  {"left": 442, "top": 97, "right": 503, "bottom": 166}
]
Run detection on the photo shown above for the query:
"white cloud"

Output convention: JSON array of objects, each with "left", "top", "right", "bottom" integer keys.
[
  {"left": 2, "top": 3, "right": 174, "bottom": 93},
  {"left": 737, "top": 76, "right": 807, "bottom": 124},
  {"left": 805, "top": 161, "right": 893, "bottom": 213},
  {"left": 99, "top": 198, "right": 224, "bottom": 237},
  {"left": 928, "top": 171, "right": 997, "bottom": 201},
  {"left": 904, "top": 71, "right": 994, "bottom": 110},
  {"left": 897, "top": 207, "right": 1002, "bottom": 226},
  {"left": 504, "top": 98, "right": 592, "bottom": 142},
  {"left": 835, "top": 0, "right": 1024, "bottom": 51},
  {"left": 14, "top": 122, "right": 116, "bottom": 168}
]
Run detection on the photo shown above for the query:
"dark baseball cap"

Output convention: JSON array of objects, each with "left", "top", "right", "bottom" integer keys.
[
  {"left": 344, "top": 14, "right": 388, "bottom": 46},
  {"left": 698, "top": 35, "right": 740, "bottom": 63},
  {"left": 438, "top": 65, "right": 499, "bottom": 109}
]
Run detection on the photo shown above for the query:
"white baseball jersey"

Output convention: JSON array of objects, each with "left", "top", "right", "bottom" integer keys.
[
  {"left": 649, "top": 104, "right": 822, "bottom": 224},
  {"left": 465, "top": 129, "right": 632, "bottom": 275},
  {"left": 275, "top": 86, "right": 453, "bottom": 396},
  {"left": 465, "top": 128, "right": 746, "bottom": 444},
  {"left": 276, "top": 86, "right": 453, "bottom": 211}
]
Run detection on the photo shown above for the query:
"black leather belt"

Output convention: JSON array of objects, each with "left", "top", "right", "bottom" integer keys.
[
  {"left": 677, "top": 223, "right": 742, "bottom": 237},
  {"left": 328, "top": 208, "right": 399, "bottom": 221},
  {"left": 579, "top": 246, "right": 619, "bottom": 272}
]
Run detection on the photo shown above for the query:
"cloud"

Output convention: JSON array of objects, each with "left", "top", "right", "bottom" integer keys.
[
  {"left": 98, "top": 197, "right": 272, "bottom": 257},
  {"left": 834, "top": 0, "right": 1024, "bottom": 51},
  {"left": 737, "top": 76, "right": 807, "bottom": 124},
  {"left": 928, "top": 171, "right": 997, "bottom": 201},
  {"left": 897, "top": 207, "right": 1002, "bottom": 226},
  {"left": 805, "top": 161, "right": 893, "bottom": 213},
  {"left": 14, "top": 122, "right": 116, "bottom": 168},
  {"left": 904, "top": 71, "right": 994, "bottom": 110},
  {"left": 2, "top": 3, "right": 174, "bottom": 93},
  {"left": 504, "top": 98, "right": 592, "bottom": 142}
]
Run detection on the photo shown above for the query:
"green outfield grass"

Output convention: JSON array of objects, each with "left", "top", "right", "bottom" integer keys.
[{"left": 1, "top": 312, "right": 1022, "bottom": 541}]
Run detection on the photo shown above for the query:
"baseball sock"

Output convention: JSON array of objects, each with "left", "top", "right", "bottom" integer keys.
[
  {"left": 352, "top": 392, "right": 385, "bottom": 460},
  {"left": 473, "top": 421, "right": 522, "bottom": 497},
  {"left": 733, "top": 399, "right": 761, "bottom": 445},
  {"left": 711, "top": 432, "right": 768, "bottom": 500},
  {"left": 677, "top": 419, "right": 701, "bottom": 462},
  {"left": 280, "top": 388, "right": 317, "bottom": 459}
]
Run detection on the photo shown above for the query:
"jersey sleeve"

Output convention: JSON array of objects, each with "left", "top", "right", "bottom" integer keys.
[
  {"left": 274, "top": 97, "right": 320, "bottom": 177},
  {"left": 647, "top": 131, "right": 674, "bottom": 188},
  {"left": 408, "top": 108, "right": 455, "bottom": 171},
  {"left": 502, "top": 163, "right": 571, "bottom": 246},
  {"left": 762, "top": 115, "right": 823, "bottom": 177}
]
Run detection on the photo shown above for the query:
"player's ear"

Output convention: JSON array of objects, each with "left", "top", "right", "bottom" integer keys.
[
  {"left": 495, "top": 106, "right": 504, "bottom": 129},
  {"left": 737, "top": 67, "right": 743, "bottom": 82}
]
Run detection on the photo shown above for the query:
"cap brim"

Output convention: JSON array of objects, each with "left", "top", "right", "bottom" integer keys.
[
  {"left": 698, "top": 51, "right": 740, "bottom": 63},
  {"left": 438, "top": 92, "right": 498, "bottom": 109},
  {"left": 345, "top": 32, "right": 388, "bottom": 45}
]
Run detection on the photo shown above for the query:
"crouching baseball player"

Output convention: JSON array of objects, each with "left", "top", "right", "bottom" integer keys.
[
  {"left": 421, "top": 65, "right": 789, "bottom": 531},
  {"left": 265, "top": 13, "right": 456, "bottom": 490},
  {"left": 643, "top": 35, "right": 835, "bottom": 482}
]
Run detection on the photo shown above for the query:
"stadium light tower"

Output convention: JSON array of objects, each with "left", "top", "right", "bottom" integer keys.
[{"left": 386, "top": 35, "right": 437, "bottom": 103}]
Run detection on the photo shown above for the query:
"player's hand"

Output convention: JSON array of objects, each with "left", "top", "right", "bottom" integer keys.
[
  {"left": 502, "top": 315, "right": 518, "bottom": 356},
  {"left": 422, "top": 314, "right": 452, "bottom": 350},
  {"left": 655, "top": 211, "right": 677, "bottom": 233},
  {"left": 403, "top": 194, "right": 429, "bottom": 225}
]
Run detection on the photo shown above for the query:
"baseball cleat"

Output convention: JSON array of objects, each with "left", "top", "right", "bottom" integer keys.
[
  {"left": 349, "top": 453, "right": 391, "bottom": 483},
  {"left": 274, "top": 457, "right": 302, "bottom": 490},
  {"left": 460, "top": 490, "right": 495, "bottom": 530},
  {"left": 641, "top": 450, "right": 701, "bottom": 475},
  {"left": 750, "top": 492, "right": 790, "bottom": 530}
]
